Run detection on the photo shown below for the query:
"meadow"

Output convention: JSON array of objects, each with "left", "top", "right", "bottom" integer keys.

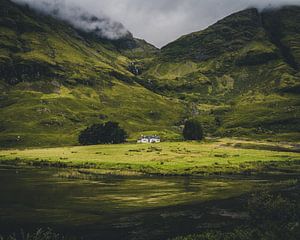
[
  {"left": 1, "top": 138, "right": 299, "bottom": 177},
  {"left": 0, "top": 138, "right": 300, "bottom": 239}
]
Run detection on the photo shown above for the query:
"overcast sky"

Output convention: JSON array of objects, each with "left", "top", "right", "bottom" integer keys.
[{"left": 13, "top": 0, "right": 300, "bottom": 47}]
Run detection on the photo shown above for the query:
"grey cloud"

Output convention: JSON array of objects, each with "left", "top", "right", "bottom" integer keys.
[
  {"left": 12, "top": 0, "right": 130, "bottom": 40},
  {"left": 12, "top": 0, "right": 300, "bottom": 47}
]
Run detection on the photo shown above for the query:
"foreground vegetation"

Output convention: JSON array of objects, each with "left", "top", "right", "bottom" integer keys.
[
  {"left": 1, "top": 189, "right": 299, "bottom": 240},
  {"left": 0, "top": 139, "right": 299, "bottom": 239},
  {"left": 0, "top": 139, "right": 299, "bottom": 176},
  {"left": 0, "top": 229, "right": 68, "bottom": 240},
  {"left": 173, "top": 191, "right": 300, "bottom": 240}
]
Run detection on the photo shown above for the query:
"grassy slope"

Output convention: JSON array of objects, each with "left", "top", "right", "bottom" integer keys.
[
  {"left": 141, "top": 8, "right": 300, "bottom": 140},
  {"left": 0, "top": 139, "right": 299, "bottom": 176},
  {"left": 0, "top": 0, "right": 185, "bottom": 148},
  {"left": 0, "top": 2, "right": 299, "bottom": 148}
]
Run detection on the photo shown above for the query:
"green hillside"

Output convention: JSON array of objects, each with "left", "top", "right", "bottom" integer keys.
[
  {"left": 0, "top": 0, "right": 299, "bottom": 148},
  {"left": 0, "top": 0, "right": 185, "bottom": 148},
  {"left": 142, "top": 7, "right": 300, "bottom": 140}
]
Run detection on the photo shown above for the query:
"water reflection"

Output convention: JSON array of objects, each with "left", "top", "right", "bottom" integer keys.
[{"left": 0, "top": 167, "right": 262, "bottom": 240}]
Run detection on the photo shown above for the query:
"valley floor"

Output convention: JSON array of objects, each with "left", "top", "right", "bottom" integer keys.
[
  {"left": 0, "top": 138, "right": 299, "bottom": 240},
  {"left": 0, "top": 138, "right": 299, "bottom": 177}
]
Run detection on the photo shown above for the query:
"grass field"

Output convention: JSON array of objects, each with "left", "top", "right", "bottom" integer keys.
[
  {"left": 0, "top": 138, "right": 299, "bottom": 240},
  {"left": 1, "top": 139, "right": 299, "bottom": 176}
]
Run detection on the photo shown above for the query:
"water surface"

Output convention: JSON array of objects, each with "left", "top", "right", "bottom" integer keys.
[{"left": 0, "top": 166, "right": 264, "bottom": 239}]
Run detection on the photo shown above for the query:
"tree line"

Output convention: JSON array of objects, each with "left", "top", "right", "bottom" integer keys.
[{"left": 79, "top": 120, "right": 204, "bottom": 145}]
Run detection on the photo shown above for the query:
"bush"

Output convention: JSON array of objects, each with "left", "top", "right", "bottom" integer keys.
[
  {"left": 247, "top": 191, "right": 300, "bottom": 239},
  {"left": 0, "top": 228, "right": 66, "bottom": 240},
  {"left": 173, "top": 191, "right": 300, "bottom": 240},
  {"left": 79, "top": 121, "right": 127, "bottom": 145},
  {"left": 248, "top": 191, "right": 298, "bottom": 225},
  {"left": 183, "top": 119, "right": 204, "bottom": 141},
  {"left": 173, "top": 228, "right": 256, "bottom": 240}
]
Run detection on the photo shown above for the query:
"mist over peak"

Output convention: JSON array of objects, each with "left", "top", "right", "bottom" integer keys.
[
  {"left": 10, "top": 0, "right": 300, "bottom": 47},
  {"left": 12, "top": 0, "right": 130, "bottom": 40}
]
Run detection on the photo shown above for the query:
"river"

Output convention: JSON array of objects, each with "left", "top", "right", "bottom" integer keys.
[{"left": 0, "top": 166, "right": 270, "bottom": 240}]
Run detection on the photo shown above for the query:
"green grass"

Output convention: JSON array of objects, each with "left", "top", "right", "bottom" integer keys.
[
  {"left": 139, "top": 7, "right": 300, "bottom": 141},
  {"left": 0, "top": 1, "right": 300, "bottom": 148},
  {"left": 0, "top": 139, "right": 299, "bottom": 176},
  {"left": 0, "top": 81, "right": 185, "bottom": 148},
  {"left": 0, "top": 0, "right": 187, "bottom": 148}
]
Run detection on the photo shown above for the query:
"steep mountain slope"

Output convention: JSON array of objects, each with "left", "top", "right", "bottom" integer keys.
[
  {"left": 142, "top": 7, "right": 300, "bottom": 140},
  {"left": 1, "top": 0, "right": 299, "bottom": 148},
  {"left": 0, "top": 0, "right": 185, "bottom": 147}
]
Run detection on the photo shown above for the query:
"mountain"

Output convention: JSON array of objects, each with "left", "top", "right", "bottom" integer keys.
[
  {"left": 141, "top": 7, "right": 300, "bottom": 140},
  {"left": 0, "top": 0, "right": 299, "bottom": 148},
  {"left": 0, "top": 0, "right": 185, "bottom": 147}
]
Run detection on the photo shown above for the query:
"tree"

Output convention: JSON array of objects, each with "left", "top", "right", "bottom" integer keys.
[
  {"left": 183, "top": 119, "right": 204, "bottom": 141},
  {"left": 79, "top": 121, "right": 127, "bottom": 145}
]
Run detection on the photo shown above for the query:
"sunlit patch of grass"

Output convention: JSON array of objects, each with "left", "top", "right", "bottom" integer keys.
[{"left": 0, "top": 139, "right": 299, "bottom": 176}]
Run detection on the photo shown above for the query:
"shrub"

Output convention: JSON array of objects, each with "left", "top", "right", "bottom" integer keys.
[
  {"left": 79, "top": 121, "right": 127, "bottom": 145},
  {"left": 248, "top": 191, "right": 298, "bottom": 224},
  {"left": 172, "top": 191, "right": 300, "bottom": 240},
  {"left": 0, "top": 228, "right": 65, "bottom": 240},
  {"left": 183, "top": 119, "right": 204, "bottom": 141}
]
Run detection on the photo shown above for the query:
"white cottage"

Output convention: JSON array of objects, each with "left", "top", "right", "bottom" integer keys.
[{"left": 137, "top": 135, "right": 161, "bottom": 143}]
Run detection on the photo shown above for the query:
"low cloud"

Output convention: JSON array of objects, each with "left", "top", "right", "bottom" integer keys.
[
  {"left": 12, "top": 0, "right": 300, "bottom": 47},
  {"left": 12, "top": 0, "right": 130, "bottom": 40}
]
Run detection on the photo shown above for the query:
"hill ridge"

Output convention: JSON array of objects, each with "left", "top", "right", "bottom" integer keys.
[{"left": 0, "top": 0, "right": 299, "bottom": 147}]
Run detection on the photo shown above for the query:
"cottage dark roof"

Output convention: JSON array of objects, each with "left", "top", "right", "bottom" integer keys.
[{"left": 141, "top": 135, "right": 160, "bottom": 139}]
